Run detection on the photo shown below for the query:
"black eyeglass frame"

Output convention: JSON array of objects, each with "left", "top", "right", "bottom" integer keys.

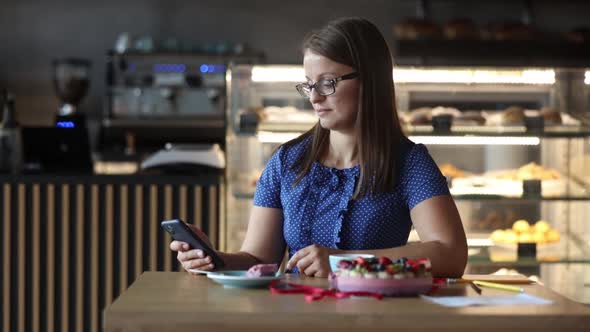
[{"left": 295, "top": 72, "right": 359, "bottom": 98}]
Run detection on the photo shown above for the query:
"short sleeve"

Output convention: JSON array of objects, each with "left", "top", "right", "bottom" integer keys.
[
  {"left": 253, "top": 147, "right": 284, "bottom": 209},
  {"left": 401, "top": 144, "right": 450, "bottom": 209}
]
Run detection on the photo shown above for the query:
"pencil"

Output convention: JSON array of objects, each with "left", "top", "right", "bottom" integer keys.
[
  {"left": 446, "top": 278, "right": 470, "bottom": 284},
  {"left": 469, "top": 281, "right": 482, "bottom": 295},
  {"left": 473, "top": 280, "right": 524, "bottom": 293}
]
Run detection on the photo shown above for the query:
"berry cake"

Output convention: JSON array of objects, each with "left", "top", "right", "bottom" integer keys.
[{"left": 330, "top": 257, "right": 433, "bottom": 296}]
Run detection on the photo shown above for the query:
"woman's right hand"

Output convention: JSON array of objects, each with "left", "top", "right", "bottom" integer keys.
[{"left": 169, "top": 224, "right": 216, "bottom": 274}]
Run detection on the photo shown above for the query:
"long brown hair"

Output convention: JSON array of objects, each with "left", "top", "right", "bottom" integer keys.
[{"left": 286, "top": 17, "right": 405, "bottom": 198}]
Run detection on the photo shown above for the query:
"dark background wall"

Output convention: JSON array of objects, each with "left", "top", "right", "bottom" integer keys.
[{"left": 1, "top": 0, "right": 589, "bottom": 127}]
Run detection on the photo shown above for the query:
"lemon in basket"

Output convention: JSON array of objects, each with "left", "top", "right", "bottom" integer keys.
[
  {"left": 533, "top": 220, "right": 550, "bottom": 234},
  {"left": 490, "top": 229, "right": 505, "bottom": 243},
  {"left": 503, "top": 230, "right": 518, "bottom": 244},
  {"left": 532, "top": 232, "right": 546, "bottom": 244},
  {"left": 546, "top": 229, "right": 560, "bottom": 243},
  {"left": 512, "top": 219, "right": 530, "bottom": 233}
]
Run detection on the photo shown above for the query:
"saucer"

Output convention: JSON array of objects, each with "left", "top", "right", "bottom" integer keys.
[{"left": 207, "top": 271, "right": 284, "bottom": 288}]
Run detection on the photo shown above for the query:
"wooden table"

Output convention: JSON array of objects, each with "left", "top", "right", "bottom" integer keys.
[{"left": 104, "top": 272, "right": 590, "bottom": 332}]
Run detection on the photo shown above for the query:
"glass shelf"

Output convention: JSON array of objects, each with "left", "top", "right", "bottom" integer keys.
[
  {"left": 468, "top": 257, "right": 590, "bottom": 266},
  {"left": 255, "top": 121, "right": 590, "bottom": 138},
  {"left": 405, "top": 124, "right": 590, "bottom": 138},
  {"left": 468, "top": 248, "right": 590, "bottom": 266}
]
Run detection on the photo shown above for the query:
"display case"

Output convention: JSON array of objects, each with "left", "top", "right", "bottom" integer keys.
[{"left": 224, "top": 64, "right": 590, "bottom": 303}]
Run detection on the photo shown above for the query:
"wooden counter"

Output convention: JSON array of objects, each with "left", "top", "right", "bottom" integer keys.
[
  {"left": 1, "top": 174, "right": 223, "bottom": 332},
  {"left": 104, "top": 272, "right": 590, "bottom": 332}
]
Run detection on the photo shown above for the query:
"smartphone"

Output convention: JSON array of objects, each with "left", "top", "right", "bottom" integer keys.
[{"left": 161, "top": 219, "right": 225, "bottom": 269}]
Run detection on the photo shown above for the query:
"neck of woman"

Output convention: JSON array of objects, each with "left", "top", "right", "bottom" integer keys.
[{"left": 322, "top": 130, "right": 358, "bottom": 169}]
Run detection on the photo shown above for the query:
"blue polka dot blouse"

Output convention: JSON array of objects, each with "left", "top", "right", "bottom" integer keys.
[{"left": 253, "top": 135, "right": 450, "bottom": 261}]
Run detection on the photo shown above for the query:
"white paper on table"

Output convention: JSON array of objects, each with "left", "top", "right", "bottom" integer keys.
[{"left": 421, "top": 293, "right": 553, "bottom": 307}]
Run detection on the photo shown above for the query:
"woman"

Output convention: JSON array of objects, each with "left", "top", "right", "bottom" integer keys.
[{"left": 170, "top": 17, "right": 467, "bottom": 278}]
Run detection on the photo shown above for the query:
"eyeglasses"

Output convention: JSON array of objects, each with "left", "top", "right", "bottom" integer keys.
[{"left": 295, "top": 72, "right": 358, "bottom": 98}]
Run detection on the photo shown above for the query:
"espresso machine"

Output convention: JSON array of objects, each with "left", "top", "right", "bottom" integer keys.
[{"left": 98, "top": 52, "right": 236, "bottom": 173}]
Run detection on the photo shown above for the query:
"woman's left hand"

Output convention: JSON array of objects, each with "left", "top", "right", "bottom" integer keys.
[{"left": 286, "top": 244, "right": 339, "bottom": 278}]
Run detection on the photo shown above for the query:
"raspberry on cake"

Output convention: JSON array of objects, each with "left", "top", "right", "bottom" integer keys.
[{"left": 246, "top": 264, "right": 278, "bottom": 277}]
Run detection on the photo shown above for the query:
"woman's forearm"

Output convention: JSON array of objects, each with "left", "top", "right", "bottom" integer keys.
[
  {"left": 350, "top": 241, "right": 467, "bottom": 278},
  {"left": 217, "top": 251, "right": 264, "bottom": 271}
]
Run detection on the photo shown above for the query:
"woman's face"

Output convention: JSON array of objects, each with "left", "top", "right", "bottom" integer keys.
[{"left": 303, "top": 49, "right": 360, "bottom": 133}]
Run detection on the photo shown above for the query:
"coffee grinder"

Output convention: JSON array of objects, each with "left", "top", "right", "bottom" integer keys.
[{"left": 52, "top": 58, "right": 91, "bottom": 128}]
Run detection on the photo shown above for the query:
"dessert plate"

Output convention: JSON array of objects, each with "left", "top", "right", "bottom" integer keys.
[{"left": 207, "top": 271, "right": 284, "bottom": 288}]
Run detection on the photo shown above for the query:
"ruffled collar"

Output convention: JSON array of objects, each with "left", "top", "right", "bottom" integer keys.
[{"left": 306, "top": 161, "right": 360, "bottom": 248}]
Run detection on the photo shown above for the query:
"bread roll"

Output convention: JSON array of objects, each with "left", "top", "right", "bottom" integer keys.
[
  {"left": 444, "top": 18, "right": 479, "bottom": 39},
  {"left": 439, "top": 163, "right": 466, "bottom": 178},
  {"left": 516, "top": 162, "right": 561, "bottom": 180},
  {"left": 488, "top": 21, "right": 536, "bottom": 41},
  {"left": 456, "top": 111, "right": 486, "bottom": 125},
  {"left": 409, "top": 107, "right": 432, "bottom": 125},
  {"left": 565, "top": 27, "right": 590, "bottom": 44},
  {"left": 394, "top": 18, "right": 442, "bottom": 40},
  {"left": 501, "top": 106, "right": 525, "bottom": 125},
  {"left": 540, "top": 107, "right": 562, "bottom": 124}
]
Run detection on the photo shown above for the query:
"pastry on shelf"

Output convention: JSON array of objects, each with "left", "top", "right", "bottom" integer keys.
[
  {"left": 393, "top": 18, "right": 442, "bottom": 40},
  {"left": 515, "top": 162, "right": 561, "bottom": 180},
  {"left": 492, "top": 162, "right": 561, "bottom": 181},
  {"left": 261, "top": 106, "right": 318, "bottom": 124},
  {"left": 443, "top": 18, "right": 480, "bottom": 40},
  {"left": 485, "top": 21, "right": 537, "bottom": 41},
  {"left": 500, "top": 106, "right": 525, "bottom": 125},
  {"left": 431, "top": 106, "right": 461, "bottom": 117},
  {"left": 439, "top": 163, "right": 467, "bottom": 178},
  {"left": 455, "top": 110, "right": 486, "bottom": 125},
  {"left": 407, "top": 107, "right": 432, "bottom": 125},
  {"left": 565, "top": 27, "right": 590, "bottom": 44},
  {"left": 249, "top": 169, "right": 263, "bottom": 187},
  {"left": 398, "top": 111, "right": 410, "bottom": 125},
  {"left": 539, "top": 107, "right": 562, "bottom": 125},
  {"left": 234, "top": 169, "right": 263, "bottom": 196},
  {"left": 478, "top": 211, "right": 506, "bottom": 230}
]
